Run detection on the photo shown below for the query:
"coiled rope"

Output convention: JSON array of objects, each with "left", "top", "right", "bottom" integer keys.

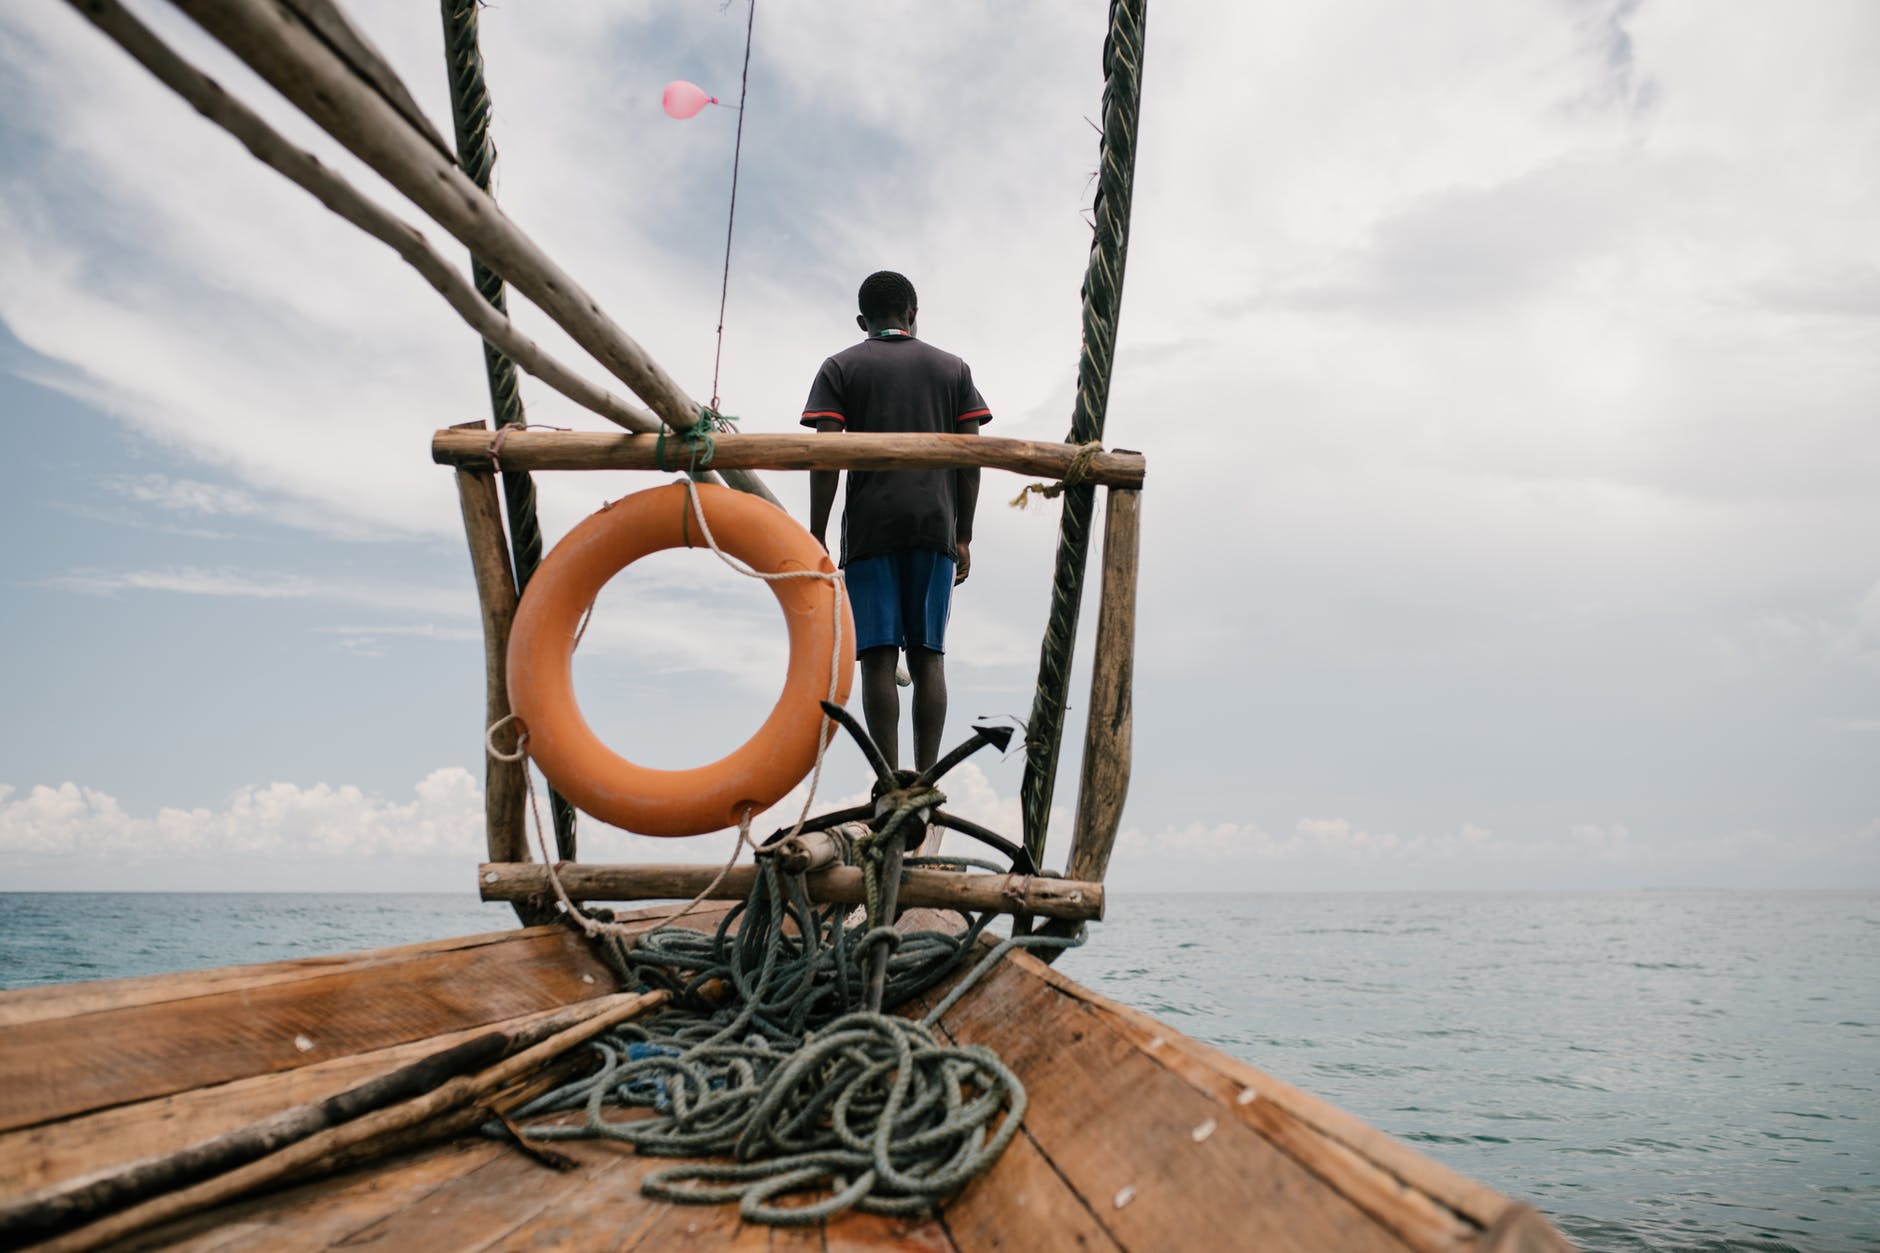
[
  {"left": 1018, "top": 0, "right": 1148, "bottom": 872},
  {"left": 483, "top": 459, "right": 1083, "bottom": 1219},
  {"left": 493, "top": 857, "right": 1081, "bottom": 1223}
]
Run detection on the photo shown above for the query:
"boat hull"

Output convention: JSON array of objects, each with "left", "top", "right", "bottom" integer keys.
[{"left": 0, "top": 915, "right": 1573, "bottom": 1251}]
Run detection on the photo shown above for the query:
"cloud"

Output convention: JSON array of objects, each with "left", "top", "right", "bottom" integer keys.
[
  {"left": 0, "top": 769, "right": 484, "bottom": 861},
  {"left": 41, "top": 565, "right": 468, "bottom": 620},
  {"left": 4, "top": 756, "right": 1873, "bottom": 895},
  {"left": 1108, "top": 814, "right": 1880, "bottom": 891},
  {"left": 104, "top": 474, "right": 260, "bottom": 517},
  {"left": 0, "top": 759, "right": 1058, "bottom": 893},
  {"left": 48, "top": 566, "right": 324, "bottom": 600}
]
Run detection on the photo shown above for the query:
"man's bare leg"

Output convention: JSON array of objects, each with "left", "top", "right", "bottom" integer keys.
[
  {"left": 907, "top": 646, "right": 947, "bottom": 855},
  {"left": 859, "top": 645, "right": 902, "bottom": 772}
]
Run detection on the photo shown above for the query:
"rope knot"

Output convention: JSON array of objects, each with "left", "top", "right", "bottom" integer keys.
[
  {"left": 656, "top": 407, "right": 737, "bottom": 474},
  {"left": 1009, "top": 440, "right": 1103, "bottom": 510}
]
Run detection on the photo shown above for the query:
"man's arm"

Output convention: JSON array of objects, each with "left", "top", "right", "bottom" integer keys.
[
  {"left": 954, "top": 417, "right": 981, "bottom": 584},
  {"left": 808, "top": 417, "right": 843, "bottom": 550}
]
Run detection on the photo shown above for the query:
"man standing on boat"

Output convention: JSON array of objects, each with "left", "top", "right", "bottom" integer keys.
[{"left": 803, "top": 271, "right": 989, "bottom": 853}]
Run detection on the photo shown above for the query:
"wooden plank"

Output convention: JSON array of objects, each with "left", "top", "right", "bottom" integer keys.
[
  {"left": 119, "top": 1137, "right": 505, "bottom": 1250},
  {"left": 0, "top": 1004, "right": 579, "bottom": 1194},
  {"left": 455, "top": 460, "right": 529, "bottom": 870},
  {"left": 321, "top": 1139, "right": 637, "bottom": 1251},
  {"left": 934, "top": 956, "right": 1412, "bottom": 1253},
  {"left": 1066, "top": 488, "right": 1139, "bottom": 886},
  {"left": 939, "top": 1127, "right": 1115, "bottom": 1253},
  {"left": 767, "top": 1220, "right": 830, "bottom": 1252},
  {"left": 1011, "top": 950, "right": 1524, "bottom": 1235},
  {"left": 619, "top": 1185, "right": 758, "bottom": 1253},
  {"left": 0, "top": 927, "right": 556, "bottom": 1029},
  {"left": 432, "top": 429, "right": 1147, "bottom": 488},
  {"left": 479, "top": 864, "right": 1103, "bottom": 923},
  {"left": 1086, "top": 988, "right": 1481, "bottom": 1251},
  {"left": 0, "top": 930, "right": 616, "bottom": 1134},
  {"left": 826, "top": 1212, "right": 954, "bottom": 1251},
  {"left": 28, "top": 994, "right": 662, "bottom": 1253},
  {"left": 448, "top": 1152, "right": 667, "bottom": 1253}
]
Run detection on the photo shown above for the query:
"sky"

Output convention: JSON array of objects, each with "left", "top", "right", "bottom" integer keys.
[{"left": 0, "top": 1, "right": 1875, "bottom": 894}]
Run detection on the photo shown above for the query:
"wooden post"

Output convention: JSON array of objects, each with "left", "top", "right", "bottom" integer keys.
[
  {"left": 452, "top": 445, "right": 526, "bottom": 871},
  {"left": 1067, "top": 488, "right": 1141, "bottom": 885},
  {"left": 477, "top": 863, "right": 1106, "bottom": 923},
  {"left": 430, "top": 429, "right": 1148, "bottom": 488}
]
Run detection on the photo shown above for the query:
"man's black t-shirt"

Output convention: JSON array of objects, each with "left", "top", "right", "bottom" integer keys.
[{"left": 800, "top": 332, "right": 991, "bottom": 566}]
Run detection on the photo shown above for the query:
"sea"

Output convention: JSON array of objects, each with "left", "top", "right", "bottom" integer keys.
[{"left": 1, "top": 890, "right": 1874, "bottom": 1252}]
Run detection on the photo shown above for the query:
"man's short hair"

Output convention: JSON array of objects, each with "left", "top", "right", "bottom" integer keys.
[{"left": 858, "top": 271, "right": 917, "bottom": 321}]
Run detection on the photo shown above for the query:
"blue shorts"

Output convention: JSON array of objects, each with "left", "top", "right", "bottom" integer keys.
[{"left": 844, "top": 550, "right": 954, "bottom": 653}]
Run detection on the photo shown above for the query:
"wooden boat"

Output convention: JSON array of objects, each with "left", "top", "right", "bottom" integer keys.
[
  {"left": 5, "top": 2, "right": 1578, "bottom": 1248},
  {"left": 0, "top": 907, "right": 1572, "bottom": 1251}
]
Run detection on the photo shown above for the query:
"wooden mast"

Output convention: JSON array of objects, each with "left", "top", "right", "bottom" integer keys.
[
  {"left": 1067, "top": 487, "right": 1141, "bottom": 885},
  {"left": 447, "top": 430, "right": 527, "bottom": 875}
]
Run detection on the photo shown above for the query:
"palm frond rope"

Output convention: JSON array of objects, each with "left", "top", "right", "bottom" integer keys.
[
  {"left": 1018, "top": 0, "right": 1147, "bottom": 871},
  {"left": 440, "top": 0, "right": 579, "bottom": 860}
]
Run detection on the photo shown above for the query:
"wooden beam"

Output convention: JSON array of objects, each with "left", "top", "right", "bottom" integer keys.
[
  {"left": 63, "top": 0, "right": 716, "bottom": 458},
  {"left": 0, "top": 995, "right": 636, "bottom": 1243},
  {"left": 147, "top": 0, "right": 777, "bottom": 504},
  {"left": 1067, "top": 488, "right": 1141, "bottom": 885},
  {"left": 451, "top": 458, "right": 526, "bottom": 872},
  {"left": 432, "top": 429, "right": 1147, "bottom": 486},
  {"left": 0, "top": 928, "right": 614, "bottom": 1135},
  {"left": 477, "top": 862, "right": 1105, "bottom": 922},
  {"left": 31, "top": 991, "right": 667, "bottom": 1253}
]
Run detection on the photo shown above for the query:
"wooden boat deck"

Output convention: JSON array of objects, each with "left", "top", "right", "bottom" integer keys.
[{"left": 1, "top": 918, "right": 1572, "bottom": 1251}]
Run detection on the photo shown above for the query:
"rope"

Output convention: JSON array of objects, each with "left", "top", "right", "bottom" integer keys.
[
  {"left": 656, "top": 407, "right": 734, "bottom": 474},
  {"left": 492, "top": 858, "right": 1084, "bottom": 1223},
  {"left": 708, "top": 0, "right": 758, "bottom": 413},
  {"left": 1008, "top": 440, "right": 1104, "bottom": 510},
  {"left": 480, "top": 478, "right": 1083, "bottom": 1220},
  {"left": 441, "top": 0, "right": 580, "bottom": 862},
  {"left": 1017, "top": 0, "right": 1147, "bottom": 872}
]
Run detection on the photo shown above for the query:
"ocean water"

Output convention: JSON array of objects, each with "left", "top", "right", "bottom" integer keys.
[{"left": 1, "top": 891, "right": 1874, "bottom": 1252}]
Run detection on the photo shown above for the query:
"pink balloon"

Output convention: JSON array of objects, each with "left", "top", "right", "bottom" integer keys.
[{"left": 662, "top": 81, "right": 716, "bottom": 120}]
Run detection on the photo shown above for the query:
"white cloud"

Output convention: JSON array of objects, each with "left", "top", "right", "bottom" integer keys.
[
  {"left": 48, "top": 566, "right": 324, "bottom": 600},
  {"left": 1108, "top": 814, "right": 1880, "bottom": 891},
  {"left": 0, "top": 768, "right": 484, "bottom": 861},
  {"left": 104, "top": 474, "right": 259, "bottom": 517},
  {"left": 3, "top": 758, "right": 1873, "bottom": 895}
]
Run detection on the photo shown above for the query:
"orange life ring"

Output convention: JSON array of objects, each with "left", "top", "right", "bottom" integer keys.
[{"left": 506, "top": 481, "right": 854, "bottom": 837}]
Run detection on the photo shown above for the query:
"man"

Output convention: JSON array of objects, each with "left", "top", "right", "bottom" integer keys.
[{"left": 802, "top": 272, "right": 989, "bottom": 853}]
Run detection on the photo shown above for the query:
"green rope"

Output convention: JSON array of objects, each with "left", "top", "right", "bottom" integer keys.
[
  {"left": 660, "top": 409, "right": 739, "bottom": 548},
  {"left": 1018, "top": 0, "right": 1147, "bottom": 873},
  {"left": 656, "top": 407, "right": 734, "bottom": 473},
  {"left": 847, "top": 784, "right": 945, "bottom": 930},
  {"left": 494, "top": 858, "right": 1080, "bottom": 1223},
  {"left": 440, "top": 0, "right": 579, "bottom": 862}
]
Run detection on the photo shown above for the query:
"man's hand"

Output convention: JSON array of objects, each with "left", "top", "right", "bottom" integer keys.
[{"left": 954, "top": 540, "right": 971, "bottom": 585}]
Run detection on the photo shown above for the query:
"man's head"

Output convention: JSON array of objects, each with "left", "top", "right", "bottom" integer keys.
[{"left": 857, "top": 270, "right": 917, "bottom": 336}]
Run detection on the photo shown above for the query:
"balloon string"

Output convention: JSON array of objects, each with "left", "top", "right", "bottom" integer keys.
[{"left": 709, "top": 0, "right": 757, "bottom": 414}]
